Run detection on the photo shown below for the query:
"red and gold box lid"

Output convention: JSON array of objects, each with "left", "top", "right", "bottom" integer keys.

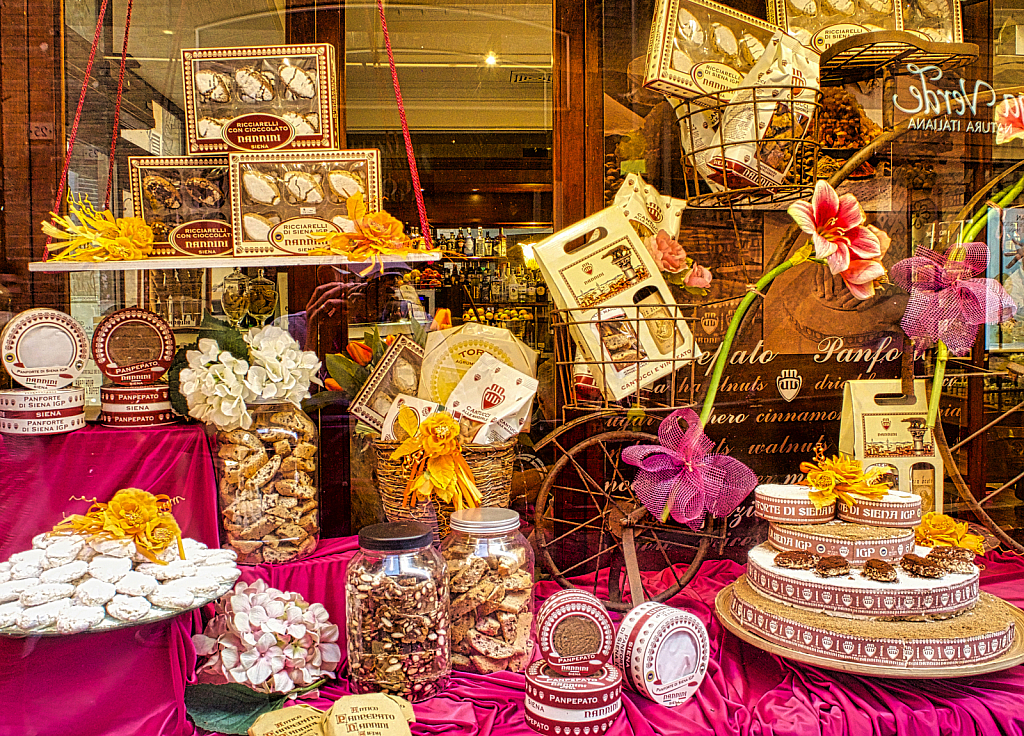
[{"left": 92, "top": 308, "right": 175, "bottom": 386}]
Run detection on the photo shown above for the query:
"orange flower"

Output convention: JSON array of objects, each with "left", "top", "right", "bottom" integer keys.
[
  {"left": 915, "top": 512, "right": 985, "bottom": 555},
  {"left": 311, "top": 195, "right": 413, "bottom": 267},
  {"left": 429, "top": 308, "right": 452, "bottom": 332},
  {"left": 346, "top": 341, "right": 373, "bottom": 366},
  {"left": 390, "top": 411, "right": 480, "bottom": 510},
  {"left": 418, "top": 413, "right": 461, "bottom": 457},
  {"left": 101, "top": 487, "right": 162, "bottom": 536},
  {"left": 800, "top": 451, "right": 889, "bottom": 508}
]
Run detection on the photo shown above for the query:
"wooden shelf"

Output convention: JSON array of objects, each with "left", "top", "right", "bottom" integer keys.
[{"left": 28, "top": 252, "right": 442, "bottom": 273}]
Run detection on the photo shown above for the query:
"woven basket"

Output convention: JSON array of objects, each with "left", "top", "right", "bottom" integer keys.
[{"left": 374, "top": 439, "right": 516, "bottom": 542}]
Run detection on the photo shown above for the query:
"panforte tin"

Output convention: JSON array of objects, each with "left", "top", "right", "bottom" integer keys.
[
  {"left": 754, "top": 484, "right": 835, "bottom": 524},
  {"left": 92, "top": 308, "right": 175, "bottom": 386},
  {"left": 613, "top": 601, "right": 710, "bottom": 706},
  {"left": 536, "top": 589, "right": 615, "bottom": 676},
  {"left": 1, "top": 309, "right": 89, "bottom": 390},
  {"left": 99, "top": 384, "right": 176, "bottom": 427},
  {"left": 524, "top": 661, "right": 622, "bottom": 735}
]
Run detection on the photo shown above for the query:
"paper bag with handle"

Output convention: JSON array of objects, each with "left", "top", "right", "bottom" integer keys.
[
  {"left": 839, "top": 378, "right": 943, "bottom": 512},
  {"left": 533, "top": 206, "right": 700, "bottom": 401}
]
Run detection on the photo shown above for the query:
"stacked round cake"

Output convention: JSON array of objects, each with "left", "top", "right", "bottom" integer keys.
[{"left": 732, "top": 484, "right": 1016, "bottom": 668}]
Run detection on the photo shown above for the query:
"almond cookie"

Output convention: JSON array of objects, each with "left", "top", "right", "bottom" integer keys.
[
  {"left": 20, "top": 582, "right": 75, "bottom": 607},
  {"left": 0, "top": 578, "right": 37, "bottom": 603},
  {"left": 0, "top": 562, "right": 10, "bottom": 584},
  {"left": 774, "top": 551, "right": 820, "bottom": 570},
  {"left": 0, "top": 600, "right": 24, "bottom": 627},
  {"left": 814, "top": 555, "right": 851, "bottom": 577},
  {"left": 148, "top": 584, "right": 195, "bottom": 611},
  {"left": 862, "top": 558, "right": 898, "bottom": 582},
  {"left": 116, "top": 571, "right": 159, "bottom": 597},
  {"left": 18, "top": 598, "right": 71, "bottom": 630},
  {"left": 40, "top": 560, "right": 89, "bottom": 585},
  {"left": 925, "top": 547, "right": 975, "bottom": 574},
  {"left": 56, "top": 605, "right": 106, "bottom": 634},
  {"left": 74, "top": 577, "right": 117, "bottom": 607},
  {"left": 106, "top": 594, "right": 152, "bottom": 622},
  {"left": 900, "top": 553, "right": 946, "bottom": 578}
]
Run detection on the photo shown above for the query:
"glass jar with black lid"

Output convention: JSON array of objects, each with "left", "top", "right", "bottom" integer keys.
[{"left": 345, "top": 521, "right": 450, "bottom": 701}]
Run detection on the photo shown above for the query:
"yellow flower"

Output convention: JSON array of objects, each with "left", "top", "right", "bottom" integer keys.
[
  {"left": 419, "top": 413, "right": 460, "bottom": 457},
  {"left": 101, "top": 487, "right": 161, "bottom": 535},
  {"left": 389, "top": 411, "right": 480, "bottom": 511},
  {"left": 42, "top": 193, "right": 154, "bottom": 262},
  {"left": 800, "top": 451, "right": 889, "bottom": 508},
  {"left": 915, "top": 512, "right": 985, "bottom": 555},
  {"left": 135, "top": 514, "right": 185, "bottom": 562}
]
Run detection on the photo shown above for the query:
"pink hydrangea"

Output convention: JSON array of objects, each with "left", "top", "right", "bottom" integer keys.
[{"left": 192, "top": 579, "right": 341, "bottom": 694}]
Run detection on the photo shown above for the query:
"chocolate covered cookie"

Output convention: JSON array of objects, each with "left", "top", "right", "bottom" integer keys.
[
  {"left": 862, "top": 558, "right": 898, "bottom": 582},
  {"left": 773, "top": 550, "right": 820, "bottom": 569},
  {"left": 814, "top": 555, "right": 850, "bottom": 577},
  {"left": 900, "top": 553, "right": 946, "bottom": 578},
  {"left": 925, "top": 546, "right": 975, "bottom": 574}
]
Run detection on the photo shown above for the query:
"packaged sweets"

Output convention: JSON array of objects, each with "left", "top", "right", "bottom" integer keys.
[
  {"left": 229, "top": 149, "right": 381, "bottom": 256},
  {"left": 768, "top": 0, "right": 910, "bottom": 52},
  {"left": 182, "top": 44, "right": 338, "bottom": 155},
  {"left": 644, "top": 0, "right": 781, "bottom": 101},
  {"left": 129, "top": 157, "right": 233, "bottom": 257},
  {"left": 706, "top": 32, "right": 821, "bottom": 190},
  {"left": 899, "top": 0, "right": 964, "bottom": 43}
]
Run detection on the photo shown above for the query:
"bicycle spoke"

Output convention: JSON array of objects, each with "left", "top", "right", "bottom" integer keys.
[
  {"left": 559, "top": 545, "right": 620, "bottom": 577},
  {"left": 541, "top": 509, "right": 612, "bottom": 546},
  {"left": 551, "top": 483, "right": 605, "bottom": 517}
]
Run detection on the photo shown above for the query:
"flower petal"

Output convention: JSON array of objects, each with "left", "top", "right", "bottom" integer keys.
[
  {"left": 834, "top": 193, "right": 865, "bottom": 230},
  {"left": 845, "top": 225, "right": 882, "bottom": 259},
  {"left": 787, "top": 199, "right": 817, "bottom": 235},
  {"left": 811, "top": 179, "right": 840, "bottom": 223}
]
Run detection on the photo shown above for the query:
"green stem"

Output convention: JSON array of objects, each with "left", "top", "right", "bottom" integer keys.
[
  {"left": 697, "top": 258, "right": 802, "bottom": 428},
  {"left": 962, "top": 174, "right": 1024, "bottom": 243},
  {"left": 927, "top": 340, "right": 948, "bottom": 429}
]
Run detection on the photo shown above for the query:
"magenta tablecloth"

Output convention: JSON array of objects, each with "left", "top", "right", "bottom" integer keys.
[{"left": 0, "top": 423, "right": 221, "bottom": 555}]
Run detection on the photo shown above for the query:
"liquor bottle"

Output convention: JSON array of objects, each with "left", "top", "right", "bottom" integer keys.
[
  {"left": 455, "top": 228, "right": 465, "bottom": 255},
  {"left": 535, "top": 272, "right": 547, "bottom": 303},
  {"left": 498, "top": 227, "right": 507, "bottom": 258},
  {"left": 508, "top": 268, "right": 520, "bottom": 304},
  {"left": 491, "top": 264, "right": 503, "bottom": 302},
  {"left": 527, "top": 272, "right": 537, "bottom": 302}
]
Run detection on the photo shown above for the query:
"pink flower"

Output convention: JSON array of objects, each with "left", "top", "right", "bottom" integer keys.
[
  {"left": 645, "top": 230, "right": 687, "bottom": 273},
  {"left": 996, "top": 97, "right": 1024, "bottom": 145},
  {"left": 685, "top": 264, "right": 712, "bottom": 288},
  {"left": 239, "top": 632, "right": 286, "bottom": 686},
  {"left": 788, "top": 180, "right": 887, "bottom": 299}
]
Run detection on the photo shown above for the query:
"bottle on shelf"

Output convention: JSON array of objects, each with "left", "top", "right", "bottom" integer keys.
[
  {"left": 463, "top": 228, "right": 475, "bottom": 257},
  {"left": 497, "top": 228, "right": 507, "bottom": 259},
  {"left": 527, "top": 271, "right": 537, "bottom": 302},
  {"left": 535, "top": 271, "right": 547, "bottom": 303}
]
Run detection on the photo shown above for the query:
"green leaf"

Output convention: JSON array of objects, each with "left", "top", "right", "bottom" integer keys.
[
  {"left": 184, "top": 683, "right": 285, "bottom": 735},
  {"left": 366, "top": 325, "right": 387, "bottom": 364},
  {"left": 166, "top": 347, "right": 193, "bottom": 420},
  {"left": 409, "top": 316, "right": 428, "bottom": 348},
  {"left": 198, "top": 313, "right": 249, "bottom": 360},
  {"left": 325, "top": 353, "right": 370, "bottom": 397}
]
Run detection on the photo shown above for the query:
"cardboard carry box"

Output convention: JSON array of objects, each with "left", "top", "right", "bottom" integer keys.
[
  {"left": 182, "top": 43, "right": 338, "bottom": 155},
  {"left": 533, "top": 207, "right": 700, "bottom": 401},
  {"left": 839, "top": 379, "right": 943, "bottom": 512}
]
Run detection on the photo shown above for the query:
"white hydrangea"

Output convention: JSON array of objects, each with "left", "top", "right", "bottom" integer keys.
[
  {"left": 179, "top": 339, "right": 254, "bottom": 430},
  {"left": 177, "top": 328, "right": 322, "bottom": 431}
]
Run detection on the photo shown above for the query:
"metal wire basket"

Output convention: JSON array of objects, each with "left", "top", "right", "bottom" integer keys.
[
  {"left": 552, "top": 302, "right": 700, "bottom": 420},
  {"left": 678, "top": 84, "right": 823, "bottom": 208}
]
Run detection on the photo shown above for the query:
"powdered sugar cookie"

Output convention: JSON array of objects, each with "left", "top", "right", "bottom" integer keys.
[
  {"left": 0, "top": 600, "right": 24, "bottom": 627},
  {"left": 40, "top": 560, "right": 89, "bottom": 585},
  {"left": 0, "top": 562, "right": 11, "bottom": 584},
  {"left": 45, "top": 537, "right": 85, "bottom": 567},
  {"left": 56, "top": 605, "right": 106, "bottom": 634},
  {"left": 176, "top": 575, "right": 220, "bottom": 596},
  {"left": 115, "top": 571, "right": 158, "bottom": 597},
  {"left": 77, "top": 545, "right": 99, "bottom": 562},
  {"left": 202, "top": 565, "right": 241, "bottom": 584},
  {"left": 32, "top": 533, "right": 55, "bottom": 549},
  {"left": 0, "top": 578, "right": 37, "bottom": 603},
  {"left": 74, "top": 577, "right": 116, "bottom": 607},
  {"left": 88, "top": 556, "right": 132, "bottom": 583},
  {"left": 20, "top": 582, "right": 75, "bottom": 607},
  {"left": 90, "top": 539, "right": 135, "bottom": 558},
  {"left": 17, "top": 598, "right": 71, "bottom": 630},
  {"left": 137, "top": 559, "right": 197, "bottom": 581},
  {"left": 10, "top": 549, "right": 48, "bottom": 578},
  {"left": 106, "top": 594, "right": 151, "bottom": 622},
  {"left": 201, "top": 550, "right": 238, "bottom": 566},
  {"left": 148, "top": 585, "right": 195, "bottom": 611}
]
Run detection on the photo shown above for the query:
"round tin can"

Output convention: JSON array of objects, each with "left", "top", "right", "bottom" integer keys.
[
  {"left": 0, "top": 411, "right": 85, "bottom": 435},
  {"left": 92, "top": 308, "right": 175, "bottom": 386},
  {"left": 1, "top": 309, "right": 89, "bottom": 390},
  {"left": 524, "top": 661, "right": 622, "bottom": 735},
  {"left": 612, "top": 601, "right": 710, "bottom": 707},
  {"left": 0, "top": 387, "right": 85, "bottom": 413},
  {"left": 754, "top": 484, "right": 835, "bottom": 525},
  {"left": 836, "top": 490, "right": 922, "bottom": 528},
  {"left": 536, "top": 589, "right": 615, "bottom": 675},
  {"left": 99, "top": 384, "right": 175, "bottom": 427}
]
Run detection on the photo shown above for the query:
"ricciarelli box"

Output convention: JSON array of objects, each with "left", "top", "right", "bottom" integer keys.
[
  {"left": 129, "top": 156, "right": 233, "bottom": 258},
  {"left": 229, "top": 149, "right": 381, "bottom": 256},
  {"left": 182, "top": 44, "right": 338, "bottom": 155}
]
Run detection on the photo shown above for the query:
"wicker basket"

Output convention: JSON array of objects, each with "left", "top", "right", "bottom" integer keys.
[{"left": 373, "top": 439, "right": 517, "bottom": 542}]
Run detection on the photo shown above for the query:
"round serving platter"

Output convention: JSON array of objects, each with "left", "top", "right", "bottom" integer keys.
[
  {"left": 714, "top": 581, "right": 1024, "bottom": 679},
  {"left": 0, "top": 578, "right": 234, "bottom": 638}
]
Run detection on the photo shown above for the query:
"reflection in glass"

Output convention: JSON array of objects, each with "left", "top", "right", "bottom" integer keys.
[{"left": 221, "top": 268, "right": 250, "bottom": 328}]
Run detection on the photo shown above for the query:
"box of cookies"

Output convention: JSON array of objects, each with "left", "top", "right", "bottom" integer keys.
[
  {"left": 129, "top": 156, "right": 233, "bottom": 258},
  {"left": 644, "top": 0, "right": 781, "bottom": 101},
  {"left": 181, "top": 44, "right": 338, "bottom": 155},
  {"left": 229, "top": 149, "right": 381, "bottom": 256}
]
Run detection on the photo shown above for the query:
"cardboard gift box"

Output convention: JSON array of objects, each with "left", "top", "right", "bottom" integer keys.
[
  {"left": 644, "top": 0, "right": 781, "bottom": 101},
  {"left": 229, "top": 149, "right": 381, "bottom": 256},
  {"left": 182, "top": 43, "right": 338, "bottom": 156},
  {"left": 533, "top": 207, "right": 699, "bottom": 401},
  {"left": 129, "top": 156, "right": 233, "bottom": 258},
  {"left": 839, "top": 378, "right": 943, "bottom": 512},
  {"left": 768, "top": 0, "right": 962, "bottom": 52}
]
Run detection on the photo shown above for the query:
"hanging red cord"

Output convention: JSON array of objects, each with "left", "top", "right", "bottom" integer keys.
[
  {"left": 375, "top": 0, "right": 434, "bottom": 250},
  {"left": 44, "top": 0, "right": 112, "bottom": 260},
  {"left": 103, "top": 0, "right": 135, "bottom": 210}
]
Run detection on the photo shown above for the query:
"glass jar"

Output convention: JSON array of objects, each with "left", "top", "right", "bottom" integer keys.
[
  {"left": 213, "top": 400, "right": 320, "bottom": 565},
  {"left": 440, "top": 507, "right": 535, "bottom": 674},
  {"left": 346, "top": 521, "right": 450, "bottom": 702}
]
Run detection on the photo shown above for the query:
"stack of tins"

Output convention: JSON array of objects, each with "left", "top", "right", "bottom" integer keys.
[
  {"left": 528, "top": 589, "right": 622, "bottom": 734},
  {"left": 0, "top": 309, "right": 89, "bottom": 435},
  {"left": 93, "top": 308, "right": 177, "bottom": 427}
]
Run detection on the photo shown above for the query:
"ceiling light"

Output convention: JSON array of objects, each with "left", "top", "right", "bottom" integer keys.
[
  {"left": 485, "top": 53, "right": 497, "bottom": 66},
  {"left": 162, "top": 29, "right": 174, "bottom": 35}
]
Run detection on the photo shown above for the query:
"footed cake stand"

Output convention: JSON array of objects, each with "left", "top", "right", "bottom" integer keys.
[{"left": 715, "top": 580, "right": 1024, "bottom": 679}]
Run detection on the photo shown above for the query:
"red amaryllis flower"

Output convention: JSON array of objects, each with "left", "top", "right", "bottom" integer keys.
[
  {"left": 787, "top": 180, "right": 886, "bottom": 299},
  {"left": 995, "top": 97, "right": 1024, "bottom": 145}
]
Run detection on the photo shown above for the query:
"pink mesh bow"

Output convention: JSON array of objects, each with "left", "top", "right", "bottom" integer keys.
[
  {"left": 890, "top": 243, "right": 1017, "bottom": 356},
  {"left": 622, "top": 408, "right": 758, "bottom": 529}
]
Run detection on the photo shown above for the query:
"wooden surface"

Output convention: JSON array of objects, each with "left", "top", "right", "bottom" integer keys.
[
  {"left": 714, "top": 581, "right": 1024, "bottom": 679},
  {"left": 28, "top": 252, "right": 441, "bottom": 273}
]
